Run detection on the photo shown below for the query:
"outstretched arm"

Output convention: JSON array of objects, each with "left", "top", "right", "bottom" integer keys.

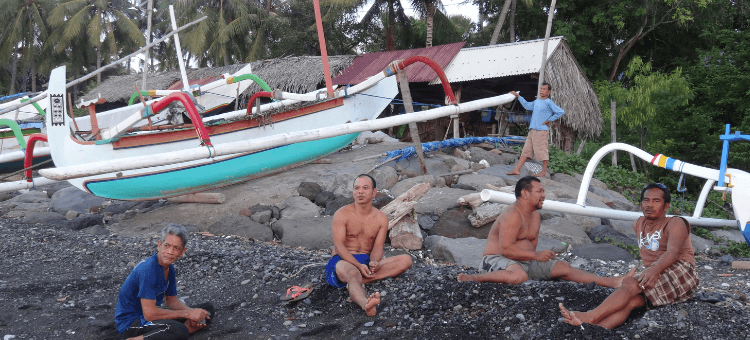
[
  {"left": 141, "top": 297, "right": 208, "bottom": 323},
  {"left": 638, "top": 218, "right": 689, "bottom": 289}
]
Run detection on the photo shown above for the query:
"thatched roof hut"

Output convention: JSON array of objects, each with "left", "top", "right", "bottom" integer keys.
[{"left": 81, "top": 55, "right": 357, "bottom": 104}]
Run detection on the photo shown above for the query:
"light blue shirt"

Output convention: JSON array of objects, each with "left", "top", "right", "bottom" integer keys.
[{"left": 517, "top": 96, "right": 565, "bottom": 131}]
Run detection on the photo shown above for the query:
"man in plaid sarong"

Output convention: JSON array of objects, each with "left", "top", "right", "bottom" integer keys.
[{"left": 559, "top": 183, "right": 698, "bottom": 329}]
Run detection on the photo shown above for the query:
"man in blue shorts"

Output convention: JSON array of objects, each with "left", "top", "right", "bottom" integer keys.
[
  {"left": 325, "top": 174, "right": 413, "bottom": 316},
  {"left": 115, "top": 225, "right": 214, "bottom": 340}
]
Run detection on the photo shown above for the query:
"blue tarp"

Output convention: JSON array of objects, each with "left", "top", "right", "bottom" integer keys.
[
  {"left": 384, "top": 136, "right": 525, "bottom": 162},
  {"left": 0, "top": 92, "right": 29, "bottom": 103}
]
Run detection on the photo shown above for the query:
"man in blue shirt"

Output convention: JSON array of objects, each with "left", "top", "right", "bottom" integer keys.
[
  {"left": 115, "top": 225, "right": 214, "bottom": 340},
  {"left": 507, "top": 82, "right": 565, "bottom": 177}
]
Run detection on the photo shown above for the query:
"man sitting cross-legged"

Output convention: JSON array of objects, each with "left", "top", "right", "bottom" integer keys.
[
  {"left": 559, "top": 183, "right": 699, "bottom": 329},
  {"left": 325, "top": 174, "right": 413, "bottom": 316},
  {"left": 115, "top": 225, "right": 214, "bottom": 340},
  {"left": 458, "top": 176, "right": 634, "bottom": 287}
]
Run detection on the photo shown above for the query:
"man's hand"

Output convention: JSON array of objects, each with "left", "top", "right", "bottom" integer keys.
[
  {"left": 534, "top": 250, "right": 557, "bottom": 262},
  {"left": 186, "top": 308, "right": 209, "bottom": 323},
  {"left": 510, "top": 91, "right": 520, "bottom": 98},
  {"left": 369, "top": 260, "right": 381, "bottom": 274},
  {"left": 637, "top": 267, "right": 660, "bottom": 291},
  {"left": 358, "top": 263, "right": 374, "bottom": 278},
  {"left": 542, "top": 120, "right": 549, "bottom": 126},
  {"left": 186, "top": 319, "right": 207, "bottom": 332}
]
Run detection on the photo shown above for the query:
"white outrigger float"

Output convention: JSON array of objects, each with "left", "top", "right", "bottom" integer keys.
[{"left": 482, "top": 135, "right": 750, "bottom": 246}]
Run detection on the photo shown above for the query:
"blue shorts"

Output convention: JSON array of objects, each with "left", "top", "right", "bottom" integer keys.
[{"left": 325, "top": 254, "right": 370, "bottom": 288}]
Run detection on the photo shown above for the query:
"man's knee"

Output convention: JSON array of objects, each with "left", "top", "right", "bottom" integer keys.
[
  {"left": 508, "top": 269, "right": 529, "bottom": 285},
  {"left": 620, "top": 276, "right": 641, "bottom": 295},
  {"left": 338, "top": 265, "right": 362, "bottom": 283},
  {"left": 396, "top": 255, "right": 413, "bottom": 271}
]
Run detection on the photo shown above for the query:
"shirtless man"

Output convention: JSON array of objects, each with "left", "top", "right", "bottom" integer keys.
[
  {"left": 325, "top": 174, "right": 413, "bottom": 316},
  {"left": 458, "top": 176, "right": 633, "bottom": 286},
  {"left": 559, "top": 183, "right": 698, "bottom": 329}
]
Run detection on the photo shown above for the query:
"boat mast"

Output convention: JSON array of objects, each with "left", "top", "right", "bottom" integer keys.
[
  {"left": 313, "top": 0, "right": 334, "bottom": 98},
  {"left": 169, "top": 5, "right": 191, "bottom": 91}
]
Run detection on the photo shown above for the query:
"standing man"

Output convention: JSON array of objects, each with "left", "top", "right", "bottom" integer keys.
[
  {"left": 559, "top": 183, "right": 698, "bottom": 329},
  {"left": 115, "top": 225, "right": 214, "bottom": 340},
  {"left": 507, "top": 82, "right": 565, "bottom": 177},
  {"left": 325, "top": 174, "right": 413, "bottom": 316},
  {"left": 458, "top": 176, "right": 633, "bottom": 287}
]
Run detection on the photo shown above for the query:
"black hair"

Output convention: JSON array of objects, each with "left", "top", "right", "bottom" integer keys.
[
  {"left": 640, "top": 183, "right": 671, "bottom": 204},
  {"left": 515, "top": 176, "right": 541, "bottom": 198},
  {"left": 355, "top": 174, "right": 377, "bottom": 189},
  {"left": 541, "top": 82, "right": 552, "bottom": 91}
]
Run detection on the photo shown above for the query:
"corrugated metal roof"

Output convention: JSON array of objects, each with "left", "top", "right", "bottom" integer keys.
[
  {"left": 333, "top": 42, "right": 465, "bottom": 85},
  {"left": 428, "top": 37, "right": 563, "bottom": 85}
]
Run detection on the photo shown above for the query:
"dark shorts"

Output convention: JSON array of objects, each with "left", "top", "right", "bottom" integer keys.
[
  {"left": 325, "top": 254, "right": 370, "bottom": 288},
  {"left": 481, "top": 254, "right": 558, "bottom": 281}
]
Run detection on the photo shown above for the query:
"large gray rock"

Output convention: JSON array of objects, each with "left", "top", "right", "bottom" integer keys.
[
  {"left": 591, "top": 187, "right": 637, "bottom": 211},
  {"left": 574, "top": 173, "right": 609, "bottom": 191},
  {"left": 21, "top": 211, "right": 66, "bottom": 224},
  {"left": 3, "top": 202, "right": 51, "bottom": 214},
  {"left": 457, "top": 174, "right": 506, "bottom": 191},
  {"left": 424, "top": 235, "right": 486, "bottom": 269},
  {"left": 297, "top": 182, "right": 322, "bottom": 201},
  {"left": 414, "top": 187, "right": 475, "bottom": 216},
  {"left": 588, "top": 225, "right": 638, "bottom": 248},
  {"left": 389, "top": 175, "right": 435, "bottom": 198},
  {"left": 328, "top": 173, "right": 356, "bottom": 197},
  {"left": 103, "top": 201, "right": 140, "bottom": 215},
  {"left": 51, "top": 187, "right": 107, "bottom": 215},
  {"left": 432, "top": 154, "right": 471, "bottom": 170},
  {"left": 392, "top": 158, "right": 450, "bottom": 176},
  {"left": 608, "top": 219, "right": 636, "bottom": 236},
  {"left": 34, "top": 180, "right": 73, "bottom": 198},
  {"left": 570, "top": 243, "right": 634, "bottom": 262},
  {"left": 690, "top": 234, "right": 714, "bottom": 254},
  {"left": 539, "top": 217, "right": 591, "bottom": 248},
  {"left": 430, "top": 207, "right": 491, "bottom": 239},
  {"left": 371, "top": 166, "right": 398, "bottom": 190},
  {"left": 251, "top": 210, "right": 272, "bottom": 224},
  {"left": 5, "top": 190, "right": 50, "bottom": 204},
  {"left": 477, "top": 164, "right": 532, "bottom": 186},
  {"left": 467, "top": 147, "right": 505, "bottom": 165},
  {"left": 81, "top": 225, "right": 110, "bottom": 235},
  {"left": 207, "top": 215, "right": 273, "bottom": 241},
  {"left": 324, "top": 196, "right": 354, "bottom": 216},
  {"left": 280, "top": 196, "right": 321, "bottom": 219},
  {"left": 67, "top": 215, "right": 103, "bottom": 231},
  {"left": 561, "top": 213, "right": 602, "bottom": 233},
  {"left": 536, "top": 237, "right": 568, "bottom": 253},
  {"left": 314, "top": 191, "right": 336, "bottom": 208},
  {"left": 710, "top": 229, "right": 746, "bottom": 244},
  {"left": 551, "top": 173, "right": 581, "bottom": 190},
  {"left": 271, "top": 217, "right": 333, "bottom": 250}
]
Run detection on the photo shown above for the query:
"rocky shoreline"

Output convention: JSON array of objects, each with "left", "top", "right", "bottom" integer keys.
[{"left": 1, "top": 136, "right": 749, "bottom": 339}]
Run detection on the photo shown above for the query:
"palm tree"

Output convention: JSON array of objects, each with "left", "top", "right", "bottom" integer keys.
[
  {"left": 0, "top": 0, "right": 52, "bottom": 94},
  {"left": 357, "top": 0, "right": 411, "bottom": 51},
  {"left": 47, "top": 0, "right": 144, "bottom": 84},
  {"left": 410, "top": 0, "right": 445, "bottom": 47}
]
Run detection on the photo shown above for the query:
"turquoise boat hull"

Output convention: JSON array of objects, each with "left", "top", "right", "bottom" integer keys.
[{"left": 83, "top": 133, "right": 358, "bottom": 200}]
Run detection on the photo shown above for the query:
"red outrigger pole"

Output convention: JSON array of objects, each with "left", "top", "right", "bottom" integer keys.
[{"left": 313, "top": 0, "right": 334, "bottom": 98}]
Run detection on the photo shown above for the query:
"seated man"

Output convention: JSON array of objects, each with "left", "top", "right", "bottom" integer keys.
[
  {"left": 115, "top": 225, "right": 214, "bottom": 340},
  {"left": 326, "top": 174, "right": 413, "bottom": 316},
  {"left": 560, "top": 183, "right": 698, "bottom": 329},
  {"left": 458, "top": 176, "right": 633, "bottom": 286}
]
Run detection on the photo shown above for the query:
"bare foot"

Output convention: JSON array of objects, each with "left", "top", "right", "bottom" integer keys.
[
  {"left": 507, "top": 169, "right": 521, "bottom": 175},
  {"left": 533, "top": 172, "right": 546, "bottom": 177},
  {"left": 558, "top": 303, "right": 583, "bottom": 326},
  {"left": 126, "top": 337, "right": 144, "bottom": 340},
  {"left": 364, "top": 292, "right": 380, "bottom": 316},
  {"left": 457, "top": 273, "right": 475, "bottom": 282}
]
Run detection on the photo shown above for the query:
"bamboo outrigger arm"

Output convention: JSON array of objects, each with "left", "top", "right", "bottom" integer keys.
[
  {"left": 127, "top": 73, "right": 272, "bottom": 106},
  {"left": 39, "top": 93, "right": 516, "bottom": 181}
]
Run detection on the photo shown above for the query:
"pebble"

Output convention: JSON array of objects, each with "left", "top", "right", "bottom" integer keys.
[
  {"left": 252, "top": 294, "right": 258, "bottom": 299},
  {"left": 704, "top": 265, "right": 713, "bottom": 270},
  {"left": 515, "top": 314, "right": 525, "bottom": 322},
  {"left": 241, "top": 279, "right": 251, "bottom": 285},
  {"left": 289, "top": 327, "right": 299, "bottom": 332},
  {"left": 380, "top": 291, "right": 387, "bottom": 297},
  {"left": 376, "top": 327, "right": 384, "bottom": 332},
  {"left": 283, "top": 321, "right": 292, "bottom": 326},
  {"left": 722, "top": 283, "right": 730, "bottom": 287},
  {"left": 4, "top": 336, "right": 16, "bottom": 340},
  {"left": 361, "top": 331, "right": 369, "bottom": 335},
  {"left": 555, "top": 297, "right": 564, "bottom": 301},
  {"left": 365, "top": 321, "right": 374, "bottom": 327},
  {"left": 453, "top": 305, "right": 462, "bottom": 311}
]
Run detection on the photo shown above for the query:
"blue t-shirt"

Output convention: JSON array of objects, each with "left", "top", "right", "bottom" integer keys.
[
  {"left": 114, "top": 253, "right": 177, "bottom": 334},
  {"left": 517, "top": 96, "right": 565, "bottom": 131}
]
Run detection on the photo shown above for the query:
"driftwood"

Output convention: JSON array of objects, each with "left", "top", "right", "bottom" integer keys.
[
  {"left": 468, "top": 203, "right": 508, "bottom": 228},
  {"left": 486, "top": 184, "right": 515, "bottom": 193},
  {"left": 457, "top": 193, "right": 484, "bottom": 210},
  {"left": 733, "top": 261, "right": 750, "bottom": 270},
  {"left": 381, "top": 182, "right": 431, "bottom": 229},
  {"left": 389, "top": 214, "right": 423, "bottom": 250},
  {"left": 167, "top": 193, "right": 225, "bottom": 204}
]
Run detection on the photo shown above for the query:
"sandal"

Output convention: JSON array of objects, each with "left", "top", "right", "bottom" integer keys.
[{"left": 280, "top": 283, "right": 314, "bottom": 301}]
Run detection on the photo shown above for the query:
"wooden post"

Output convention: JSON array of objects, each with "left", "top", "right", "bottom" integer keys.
[
  {"left": 630, "top": 153, "right": 637, "bottom": 172},
  {"left": 537, "top": 0, "right": 557, "bottom": 97},
  {"left": 141, "top": 0, "right": 153, "bottom": 90},
  {"left": 576, "top": 136, "right": 586, "bottom": 155},
  {"left": 451, "top": 85, "right": 462, "bottom": 139},
  {"left": 397, "top": 69, "right": 428, "bottom": 175},
  {"left": 313, "top": 0, "right": 334, "bottom": 98}
]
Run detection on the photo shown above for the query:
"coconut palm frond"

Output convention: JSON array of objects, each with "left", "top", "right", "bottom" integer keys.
[
  {"left": 86, "top": 11, "right": 103, "bottom": 47},
  {"left": 113, "top": 10, "right": 145, "bottom": 46}
]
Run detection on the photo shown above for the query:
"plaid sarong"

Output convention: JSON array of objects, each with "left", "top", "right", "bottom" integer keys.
[{"left": 642, "top": 259, "right": 699, "bottom": 307}]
